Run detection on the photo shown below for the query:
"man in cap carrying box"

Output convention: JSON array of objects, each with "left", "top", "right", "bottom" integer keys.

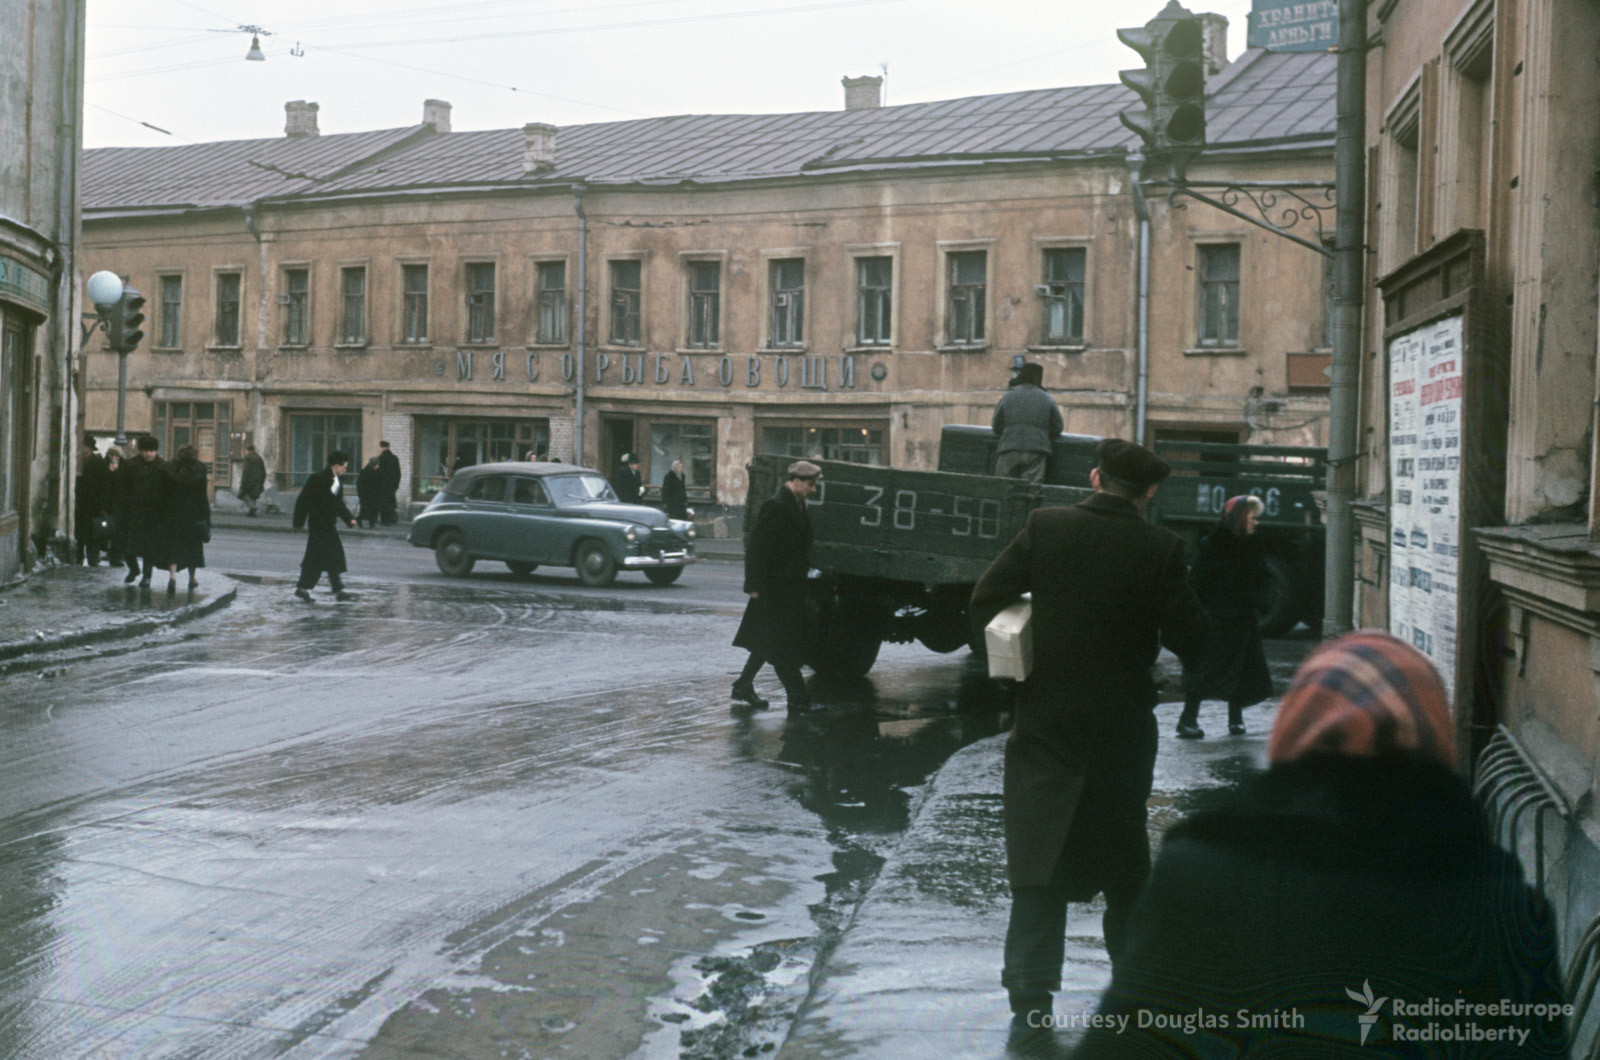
[
  {"left": 732, "top": 460, "right": 824, "bottom": 714},
  {"left": 970, "top": 438, "right": 1209, "bottom": 1039}
]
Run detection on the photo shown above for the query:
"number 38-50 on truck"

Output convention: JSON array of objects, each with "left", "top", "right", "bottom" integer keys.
[{"left": 744, "top": 426, "right": 1326, "bottom": 680}]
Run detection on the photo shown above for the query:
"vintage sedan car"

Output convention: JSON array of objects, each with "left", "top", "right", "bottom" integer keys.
[{"left": 408, "top": 462, "right": 696, "bottom": 586}]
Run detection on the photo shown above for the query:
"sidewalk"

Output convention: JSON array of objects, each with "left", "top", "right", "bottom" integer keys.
[
  {"left": 784, "top": 678, "right": 1281, "bottom": 1058},
  {"left": 0, "top": 565, "right": 240, "bottom": 666}
]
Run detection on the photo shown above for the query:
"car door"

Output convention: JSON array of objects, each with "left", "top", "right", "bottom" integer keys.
[
  {"left": 508, "top": 476, "right": 556, "bottom": 563},
  {"left": 461, "top": 473, "right": 511, "bottom": 555}
]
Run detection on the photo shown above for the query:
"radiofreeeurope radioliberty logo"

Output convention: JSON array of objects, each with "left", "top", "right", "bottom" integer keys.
[{"left": 1345, "top": 980, "right": 1387, "bottom": 1045}]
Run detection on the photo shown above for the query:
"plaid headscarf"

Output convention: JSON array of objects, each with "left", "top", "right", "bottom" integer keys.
[
  {"left": 1268, "top": 631, "right": 1454, "bottom": 768},
  {"left": 1220, "top": 494, "right": 1263, "bottom": 536}
]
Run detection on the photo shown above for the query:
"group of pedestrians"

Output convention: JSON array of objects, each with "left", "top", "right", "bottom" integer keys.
[
  {"left": 75, "top": 433, "right": 210, "bottom": 592},
  {"left": 354, "top": 441, "right": 402, "bottom": 528}
]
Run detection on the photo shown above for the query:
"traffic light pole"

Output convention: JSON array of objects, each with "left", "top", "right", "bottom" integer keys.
[
  {"left": 115, "top": 351, "right": 130, "bottom": 450},
  {"left": 1323, "top": 0, "right": 1367, "bottom": 636}
]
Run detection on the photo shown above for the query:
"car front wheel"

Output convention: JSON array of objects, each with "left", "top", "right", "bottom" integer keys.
[
  {"left": 644, "top": 566, "right": 682, "bottom": 586},
  {"left": 574, "top": 540, "right": 618, "bottom": 587},
  {"left": 434, "top": 529, "right": 476, "bottom": 578}
]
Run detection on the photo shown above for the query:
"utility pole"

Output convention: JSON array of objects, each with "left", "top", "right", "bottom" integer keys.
[{"left": 1323, "top": 0, "right": 1367, "bottom": 636}]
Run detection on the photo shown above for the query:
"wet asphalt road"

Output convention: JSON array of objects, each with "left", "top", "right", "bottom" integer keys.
[{"left": 0, "top": 536, "right": 1010, "bottom": 1059}]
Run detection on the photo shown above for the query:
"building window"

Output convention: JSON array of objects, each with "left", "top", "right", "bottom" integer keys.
[
  {"left": 465, "top": 262, "right": 495, "bottom": 344},
  {"left": 648, "top": 420, "right": 716, "bottom": 496},
  {"left": 282, "top": 267, "right": 309, "bottom": 346},
  {"left": 415, "top": 417, "right": 548, "bottom": 497},
  {"left": 856, "top": 257, "right": 892, "bottom": 346},
  {"left": 153, "top": 399, "right": 231, "bottom": 488},
  {"left": 761, "top": 424, "right": 886, "bottom": 465},
  {"left": 214, "top": 272, "right": 241, "bottom": 346},
  {"left": 158, "top": 275, "right": 182, "bottom": 348},
  {"left": 340, "top": 266, "right": 366, "bottom": 344},
  {"left": 946, "top": 250, "right": 986, "bottom": 345},
  {"left": 288, "top": 411, "right": 361, "bottom": 489},
  {"left": 402, "top": 264, "right": 428, "bottom": 343},
  {"left": 686, "top": 261, "right": 720, "bottom": 349},
  {"left": 609, "top": 260, "right": 641, "bottom": 345},
  {"left": 1041, "top": 248, "right": 1085, "bottom": 345},
  {"left": 769, "top": 258, "right": 804, "bottom": 348},
  {"left": 1197, "top": 244, "right": 1240, "bottom": 346},
  {"left": 536, "top": 261, "right": 566, "bottom": 344}
]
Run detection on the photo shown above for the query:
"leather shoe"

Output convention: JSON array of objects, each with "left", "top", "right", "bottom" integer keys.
[
  {"left": 1229, "top": 723, "right": 1247, "bottom": 736},
  {"left": 123, "top": 570, "right": 139, "bottom": 584},
  {"left": 1175, "top": 722, "right": 1204, "bottom": 740},
  {"left": 294, "top": 588, "right": 313, "bottom": 602},
  {"left": 731, "top": 680, "right": 769, "bottom": 710}
]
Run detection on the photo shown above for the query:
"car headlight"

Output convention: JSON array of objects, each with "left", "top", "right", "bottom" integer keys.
[{"left": 624, "top": 525, "right": 638, "bottom": 542}]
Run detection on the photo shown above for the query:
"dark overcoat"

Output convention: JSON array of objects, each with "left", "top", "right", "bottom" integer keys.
[
  {"left": 356, "top": 459, "right": 383, "bottom": 523},
  {"left": 970, "top": 492, "right": 1209, "bottom": 892},
  {"left": 75, "top": 453, "right": 112, "bottom": 541},
  {"left": 161, "top": 457, "right": 210, "bottom": 570},
  {"left": 611, "top": 465, "right": 642, "bottom": 505},
  {"left": 238, "top": 453, "right": 267, "bottom": 502},
  {"left": 733, "top": 485, "right": 813, "bottom": 669},
  {"left": 376, "top": 449, "right": 402, "bottom": 495},
  {"left": 661, "top": 470, "right": 689, "bottom": 520},
  {"left": 118, "top": 455, "right": 168, "bottom": 562},
  {"left": 293, "top": 468, "right": 355, "bottom": 576},
  {"left": 1182, "top": 524, "right": 1273, "bottom": 705},
  {"left": 1075, "top": 754, "right": 1569, "bottom": 1057}
]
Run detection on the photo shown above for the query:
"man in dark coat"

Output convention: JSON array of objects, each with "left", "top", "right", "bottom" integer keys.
[
  {"left": 376, "top": 440, "right": 402, "bottom": 525},
  {"left": 356, "top": 457, "right": 384, "bottom": 529},
  {"left": 661, "top": 459, "right": 689, "bottom": 520},
  {"left": 238, "top": 444, "right": 266, "bottom": 516},
  {"left": 611, "top": 453, "right": 642, "bottom": 505},
  {"left": 118, "top": 435, "right": 168, "bottom": 586},
  {"left": 732, "top": 460, "right": 823, "bottom": 714},
  {"left": 992, "top": 361, "right": 1063, "bottom": 482},
  {"left": 970, "top": 438, "right": 1209, "bottom": 1032},
  {"left": 75, "top": 435, "right": 112, "bottom": 566},
  {"left": 293, "top": 450, "right": 357, "bottom": 601},
  {"left": 1075, "top": 633, "right": 1568, "bottom": 1058}
]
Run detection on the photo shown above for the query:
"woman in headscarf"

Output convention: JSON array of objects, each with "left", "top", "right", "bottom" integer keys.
[
  {"left": 161, "top": 444, "right": 210, "bottom": 592},
  {"left": 1074, "top": 633, "right": 1568, "bottom": 1057},
  {"left": 1176, "top": 494, "right": 1272, "bottom": 738}
]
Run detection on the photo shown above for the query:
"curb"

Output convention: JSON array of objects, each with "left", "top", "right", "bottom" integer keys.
[{"left": 0, "top": 578, "right": 241, "bottom": 663}]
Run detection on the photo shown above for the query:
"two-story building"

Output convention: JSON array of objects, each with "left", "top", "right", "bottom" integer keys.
[{"left": 81, "top": 35, "right": 1336, "bottom": 520}]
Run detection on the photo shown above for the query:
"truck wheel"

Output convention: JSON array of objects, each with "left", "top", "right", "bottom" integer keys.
[
  {"left": 574, "top": 540, "right": 618, "bottom": 587},
  {"left": 917, "top": 607, "right": 971, "bottom": 654},
  {"left": 434, "top": 530, "right": 475, "bottom": 577},
  {"left": 1256, "top": 553, "right": 1297, "bottom": 638},
  {"left": 810, "top": 596, "right": 882, "bottom": 679}
]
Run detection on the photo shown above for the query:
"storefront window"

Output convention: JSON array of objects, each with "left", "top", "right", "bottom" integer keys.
[
  {"left": 414, "top": 418, "right": 549, "bottom": 498},
  {"left": 648, "top": 421, "right": 715, "bottom": 495},
  {"left": 288, "top": 411, "right": 362, "bottom": 488},
  {"left": 154, "top": 399, "right": 232, "bottom": 492},
  {"left": 761, "top": 424, "right": 885, "bottom": 465}
]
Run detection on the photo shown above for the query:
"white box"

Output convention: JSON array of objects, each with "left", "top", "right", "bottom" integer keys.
[{"left": 985, "top": 596, "right": 1033, "bottom": 681}]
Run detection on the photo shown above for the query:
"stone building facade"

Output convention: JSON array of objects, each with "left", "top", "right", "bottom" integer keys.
[
  {"left": 1350, "top": 0, "right": 1600, "bottom": 959},
  {"left": 1, "top": 0, "right": 84, "bottom": 581},
  {"left": 81, "top": 44, "right": 1336, "bottom": 519}
]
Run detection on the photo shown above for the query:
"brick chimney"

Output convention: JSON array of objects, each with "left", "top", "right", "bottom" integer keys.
[
  {"left": 522, "top": 122, "right": 557, "bottom": 174},
  {"left": 284, "top": 100, "right": 319, "bottom": 138},
  {"left": 423, "top": 99, "right": 452, "bottom": 133},
  {"left": 1200, "top": 13, "right": 1229, "bottom": 76},
  {"left": 842, "top": 75, "right": 883, "bottom": 111}
]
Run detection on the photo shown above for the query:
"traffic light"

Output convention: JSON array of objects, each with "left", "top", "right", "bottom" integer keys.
[
  {"left": 1118, "top": 1, "right": 1207, "bottom": 174},
  {"left": 108, "top": 287, "right": 146, "bottom": 353}
]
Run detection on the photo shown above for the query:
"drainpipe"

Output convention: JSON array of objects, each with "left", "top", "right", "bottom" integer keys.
[
  {"left": 1128, "top": 156, "right": 1152, "bottom": 445},
  {"left": 48, "top": 0, "right": 85, "bottom": 560},
  {"left": 573, "top": 184, "right": 588, "bottom": 467}
]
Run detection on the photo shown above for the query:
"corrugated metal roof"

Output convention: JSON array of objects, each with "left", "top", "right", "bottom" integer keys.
[{"left": 83, "top": 49, "right": 1333, "bottom": 213}]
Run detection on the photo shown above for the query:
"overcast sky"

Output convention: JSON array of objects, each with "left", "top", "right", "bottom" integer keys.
[{"left": 84, "top": 0, "right": 1259, "bottom": 148}]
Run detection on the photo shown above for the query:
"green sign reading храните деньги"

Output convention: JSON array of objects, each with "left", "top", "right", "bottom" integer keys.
[{"left": 1248, "top": 0, "right": 1337, "bottom": 52}]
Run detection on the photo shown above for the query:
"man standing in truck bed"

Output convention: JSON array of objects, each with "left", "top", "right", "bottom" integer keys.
[
  {"left": 991, "top": 361, "right": 1062, "bottom": 483},
  {"left": 970, "top": 438, "right": 1209, "bottom": 1036}
]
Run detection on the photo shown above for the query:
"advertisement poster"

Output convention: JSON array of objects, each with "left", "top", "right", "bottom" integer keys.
[{"left": 1388, "top": 315, "right": 1464, "bottom": 699}]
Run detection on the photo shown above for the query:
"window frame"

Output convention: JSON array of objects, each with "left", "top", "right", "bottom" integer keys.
[
  {"left": 766, "top": 256, "right": 806, "bottom": 350},
  {"left": 284, "top": 409, "right": 363, "bottom": 490},
  {"left": 156, "top": 272, "right": 183, "bottom": 350},
  {"left": 1195, "top": 242, "right": 1242, "bottom": 349},
  {"left": 211, "top": 268, "right": 244, "bottom": 350},
  {"left": 280, "top": 263, "right": 311, "bottom": 348},
  {"left": 338, "top": 263, "right": 368, "bottom": 347},
  {"left": 606, "top": 255, "right": 645, "bottom": 348},
  {"left": 758, "top": 418, "right": 890, "bottom": 466},
  {"left": 532, "top": 257, "right": 569, "bottom": 347},
  {"left": 463, "top": 259, "right": 498, "bottom": 346},
  {"left": 399, "top": 260, "right": 430, "bottom": 346},
  {"left": 937, "top": 241, "right": 992, "bottom": 350},
  {"left": 847, "top": 245, "right": 900, "bottom": 350},
  {"left": 1034, "top": 242, "right": 1089, "bottom": 349}
]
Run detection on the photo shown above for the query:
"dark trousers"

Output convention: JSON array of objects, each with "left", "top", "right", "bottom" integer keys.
[
  {"left": 126, "top": 553, "right": 156, "bottom": 579},
  {"left": 379, "top": 492, "right": 398, "bottom": 525},
  {"left": 1179, "top": 693, "right": 1245, "bottom": 728},
  {"left": 738, "top": 653, "right": 808, "bottom": 706},
  {"left": 297, "top": 564, "right": 344, "bottom": 592},
  {"left": 1002, "top": 846, "right": 1142, "bottom": 1014}
]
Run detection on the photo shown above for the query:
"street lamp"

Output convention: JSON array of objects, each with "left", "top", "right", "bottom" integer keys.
[
  {"left": 87, "top": 270, "right": 137, "bottom": 449},
  {"left": 86, "top": 270, "right": 123, "bottom": 309}
]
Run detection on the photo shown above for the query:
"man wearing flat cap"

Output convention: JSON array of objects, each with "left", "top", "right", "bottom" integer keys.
[
  {"left": 992, "top": 362, "right": 1062, "bottom": 483},
  {"left": 732, "top": 460, "right": 824, "bottom": 714},
  {"left": 970, "top": 437, "right": 1209, "bottom": 1036}
]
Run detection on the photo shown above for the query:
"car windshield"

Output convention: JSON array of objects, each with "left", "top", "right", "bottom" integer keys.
[{"left": 545, "top": 474, "right": 618, "bottom": 506}]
